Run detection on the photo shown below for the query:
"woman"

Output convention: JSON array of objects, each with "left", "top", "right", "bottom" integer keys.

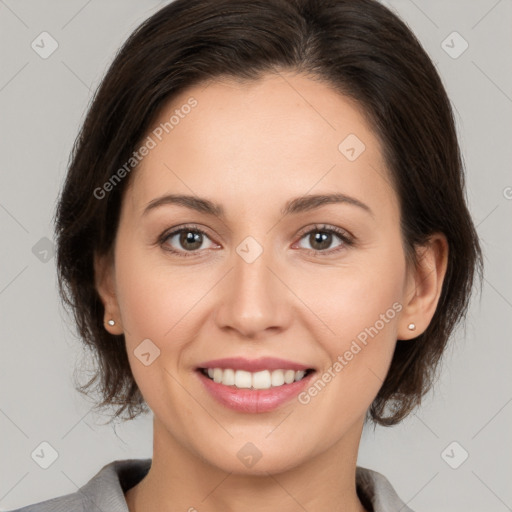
[{"left": 10, "top": 0, "right": 482, "bottom": 510}]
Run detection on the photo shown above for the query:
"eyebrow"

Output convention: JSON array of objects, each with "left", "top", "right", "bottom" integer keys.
[{"left": 142, "top": 193, "right": 374, "bottom": 218}]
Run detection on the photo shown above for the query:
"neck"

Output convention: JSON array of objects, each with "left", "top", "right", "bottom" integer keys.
[{"left": 126, "top": 415, "right": 368, "bottom": 512}]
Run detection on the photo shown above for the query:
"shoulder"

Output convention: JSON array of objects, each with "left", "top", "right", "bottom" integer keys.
[
  {"left": 7, "top": 491, "right": 85, "bottom": 512},
  {"left": 7, "top": 458, "right": 152, "bottom": 512},
  {"left": 356, "top": 466, "right": 415, "bottom": 512}
]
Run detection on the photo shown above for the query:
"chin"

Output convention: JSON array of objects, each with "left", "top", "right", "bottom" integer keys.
[{"left": 207, "top": 449, "right": 308, "bottom": 476}]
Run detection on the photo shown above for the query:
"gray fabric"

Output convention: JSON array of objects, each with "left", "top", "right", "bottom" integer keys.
[{"left": 8, "top": 459, "right": 414, "bottom": 511}]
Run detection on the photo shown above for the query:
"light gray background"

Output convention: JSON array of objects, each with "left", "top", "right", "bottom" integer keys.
[{"left": 1, "top": 1, "right": 511, "bottom": 511}]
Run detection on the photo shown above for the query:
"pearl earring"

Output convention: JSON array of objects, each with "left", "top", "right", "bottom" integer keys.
[
  {"left": 108, "top": 319, "right": 115, "bottom": 326},
  {"left": 407, "top": 323, "right": 416, "bottom": 331}
]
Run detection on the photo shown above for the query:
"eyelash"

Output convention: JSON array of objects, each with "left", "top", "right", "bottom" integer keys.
[{"left": 158, "top": 223, "right": 354, "bottom": 258}]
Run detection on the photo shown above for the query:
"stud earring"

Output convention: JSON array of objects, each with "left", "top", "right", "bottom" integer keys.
[
  {"left": 107, "top": 319, "right": 115, "bottom": 326},
  {"left": 407, "top": 323, "right": 416, "bottom": 331}
]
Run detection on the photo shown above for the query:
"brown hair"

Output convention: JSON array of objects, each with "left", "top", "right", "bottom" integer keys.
[{"left": 55, "top": 0, "right": 483, "bottom": 425}]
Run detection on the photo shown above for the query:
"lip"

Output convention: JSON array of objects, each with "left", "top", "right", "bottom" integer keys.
[
  {"left": 197, "top": 357, "right": 313, "bottom": 372},
  {"left": 196, "top": 368, "right": 315, "bottom": 413}
]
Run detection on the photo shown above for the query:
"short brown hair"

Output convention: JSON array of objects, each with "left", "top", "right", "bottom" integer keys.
[{"left": 55, "top": 0, "right": 483, "bottom": 425}]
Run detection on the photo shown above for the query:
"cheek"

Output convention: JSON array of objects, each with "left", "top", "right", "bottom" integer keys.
[
  {"left": 112, "top": 240, "right": 218, "bottom": 388},
  {"left": 295, "top": 241, "right": 406, "bottom": 408},
  {"left": 296, "top": 284, "right": 403, "bottom": 431},
  {"left": 113, "top": 247, "right": 199, "bottom": 414},
  {"left": 298, "top": 247, "right": 405, "bottom": 349},
  {"left": 114, "top": 237, "right": 193, "bottom": 339},
  {"left": 116, "top": 265, "right": 171, "bottom": 340}
]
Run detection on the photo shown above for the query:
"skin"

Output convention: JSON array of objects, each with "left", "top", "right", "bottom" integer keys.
[{"left": 95, "top": 71, "right": 448, "bottom": 512}]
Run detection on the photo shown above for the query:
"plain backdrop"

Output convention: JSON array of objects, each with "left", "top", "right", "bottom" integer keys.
[{"left": 1, "top": 1, "right": 511, "bottom": 511}]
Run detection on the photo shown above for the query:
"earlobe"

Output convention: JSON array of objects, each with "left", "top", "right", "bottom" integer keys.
[
  {"left": 398, "top": 233, "right": 449, "bottom": 340},
  {"left": 94, "top": 251, "right": 123, "bottom": 334}
]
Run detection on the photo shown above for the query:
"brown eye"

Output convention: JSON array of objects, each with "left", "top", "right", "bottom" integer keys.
[
  {"left": 307, "top": 231, "right": 335, "bottom": 251},
  {"left": 161, "top": 225, "right": 217, "bottom": 257},
  {"left": 177, "top": 230, "right": 204, "bottom": 251},
  {"left": 295, "top": 225, "right": 353, "bottom": 255}
]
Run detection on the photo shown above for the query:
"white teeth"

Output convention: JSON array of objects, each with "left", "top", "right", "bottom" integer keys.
[
  {"left": 284, "top": 369, "right": 295, "bottom": 384},
  {"left": 252, "top": 370, "right": 271, "bottom": 390},
  {"left": 222, "top": 368, "right": 235, "bottom": 386},
  {"left": 271, "top": 370, "right": 285, "bottom": 386},
  {"left": 213, "top": 368, "right": 223, "bottom": 383},
  {"left": 203, "top": 368, "right": 310, "bottom": 389},
  {"left": 235, "top": 370, "right": 252, "bottom": 389},
  {"left": 294, "top": 370, "right": 306, "bottom": 381}
]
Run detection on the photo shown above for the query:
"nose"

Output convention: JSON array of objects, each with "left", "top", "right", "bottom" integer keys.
[{"left": 214, "top": 244, "right": 291, "bottom": 339}]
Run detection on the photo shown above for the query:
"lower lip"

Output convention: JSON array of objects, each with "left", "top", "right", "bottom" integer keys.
[{"left": 197, "top": 370, "right": 315, "bottom": 413}]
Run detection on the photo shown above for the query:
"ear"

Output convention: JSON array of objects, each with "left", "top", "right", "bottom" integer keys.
[
  {"left": 398, "top": 233, "right": 449, "bottom": 340},
  {"left": 94, "top": 251, "right": 123, "bottom": 335}
]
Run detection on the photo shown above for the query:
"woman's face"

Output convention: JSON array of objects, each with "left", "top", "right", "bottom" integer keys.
[{"left": 99, "top": 72, "right": 419, "bottom": 474}]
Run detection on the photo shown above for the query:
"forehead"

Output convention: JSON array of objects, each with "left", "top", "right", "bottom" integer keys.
[{"left": 125, "top": 72, "right": 398, "bottom": 222}]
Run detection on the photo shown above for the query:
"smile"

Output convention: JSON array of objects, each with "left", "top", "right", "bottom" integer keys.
[
  {"left": 200, "top": 367, "right": 314, "bottom": 390},
  {"left": 195, "top": 357, "right": 317, "bottom": 413}
]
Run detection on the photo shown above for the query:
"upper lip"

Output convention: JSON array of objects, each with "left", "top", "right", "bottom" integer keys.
[{"left": 197, "top": 357, "right": 314, "bottom": 372}]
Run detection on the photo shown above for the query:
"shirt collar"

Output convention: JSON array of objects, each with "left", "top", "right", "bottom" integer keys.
[{"left": 80, "top": 459, "right": 414, "bottom": 512}]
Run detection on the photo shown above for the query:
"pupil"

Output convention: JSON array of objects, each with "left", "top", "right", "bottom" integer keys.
[
  {"left": 312, "top": 231, "right": 331, "bottom": 250},
  {"left": 181, "top": 231, "right": 202, "bottom": 250}
]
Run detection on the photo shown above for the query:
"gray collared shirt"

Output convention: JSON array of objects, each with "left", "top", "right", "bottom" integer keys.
[{"left": 9, "top": 459, "right": 414, "bottom": 512}]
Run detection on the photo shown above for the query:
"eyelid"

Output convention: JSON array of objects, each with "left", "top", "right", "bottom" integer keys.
[
  {"left": 159, "top": 223, "right": 213, "bottom": 239},
  {"left": 295, "top": 223, "right": 353, "bottom": 241},
  {"left": 292, "top": 223, "right": 354, "bottom": 254},
  {"left": 158, "top": 222, "right": 354, "bottom": 258}
]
